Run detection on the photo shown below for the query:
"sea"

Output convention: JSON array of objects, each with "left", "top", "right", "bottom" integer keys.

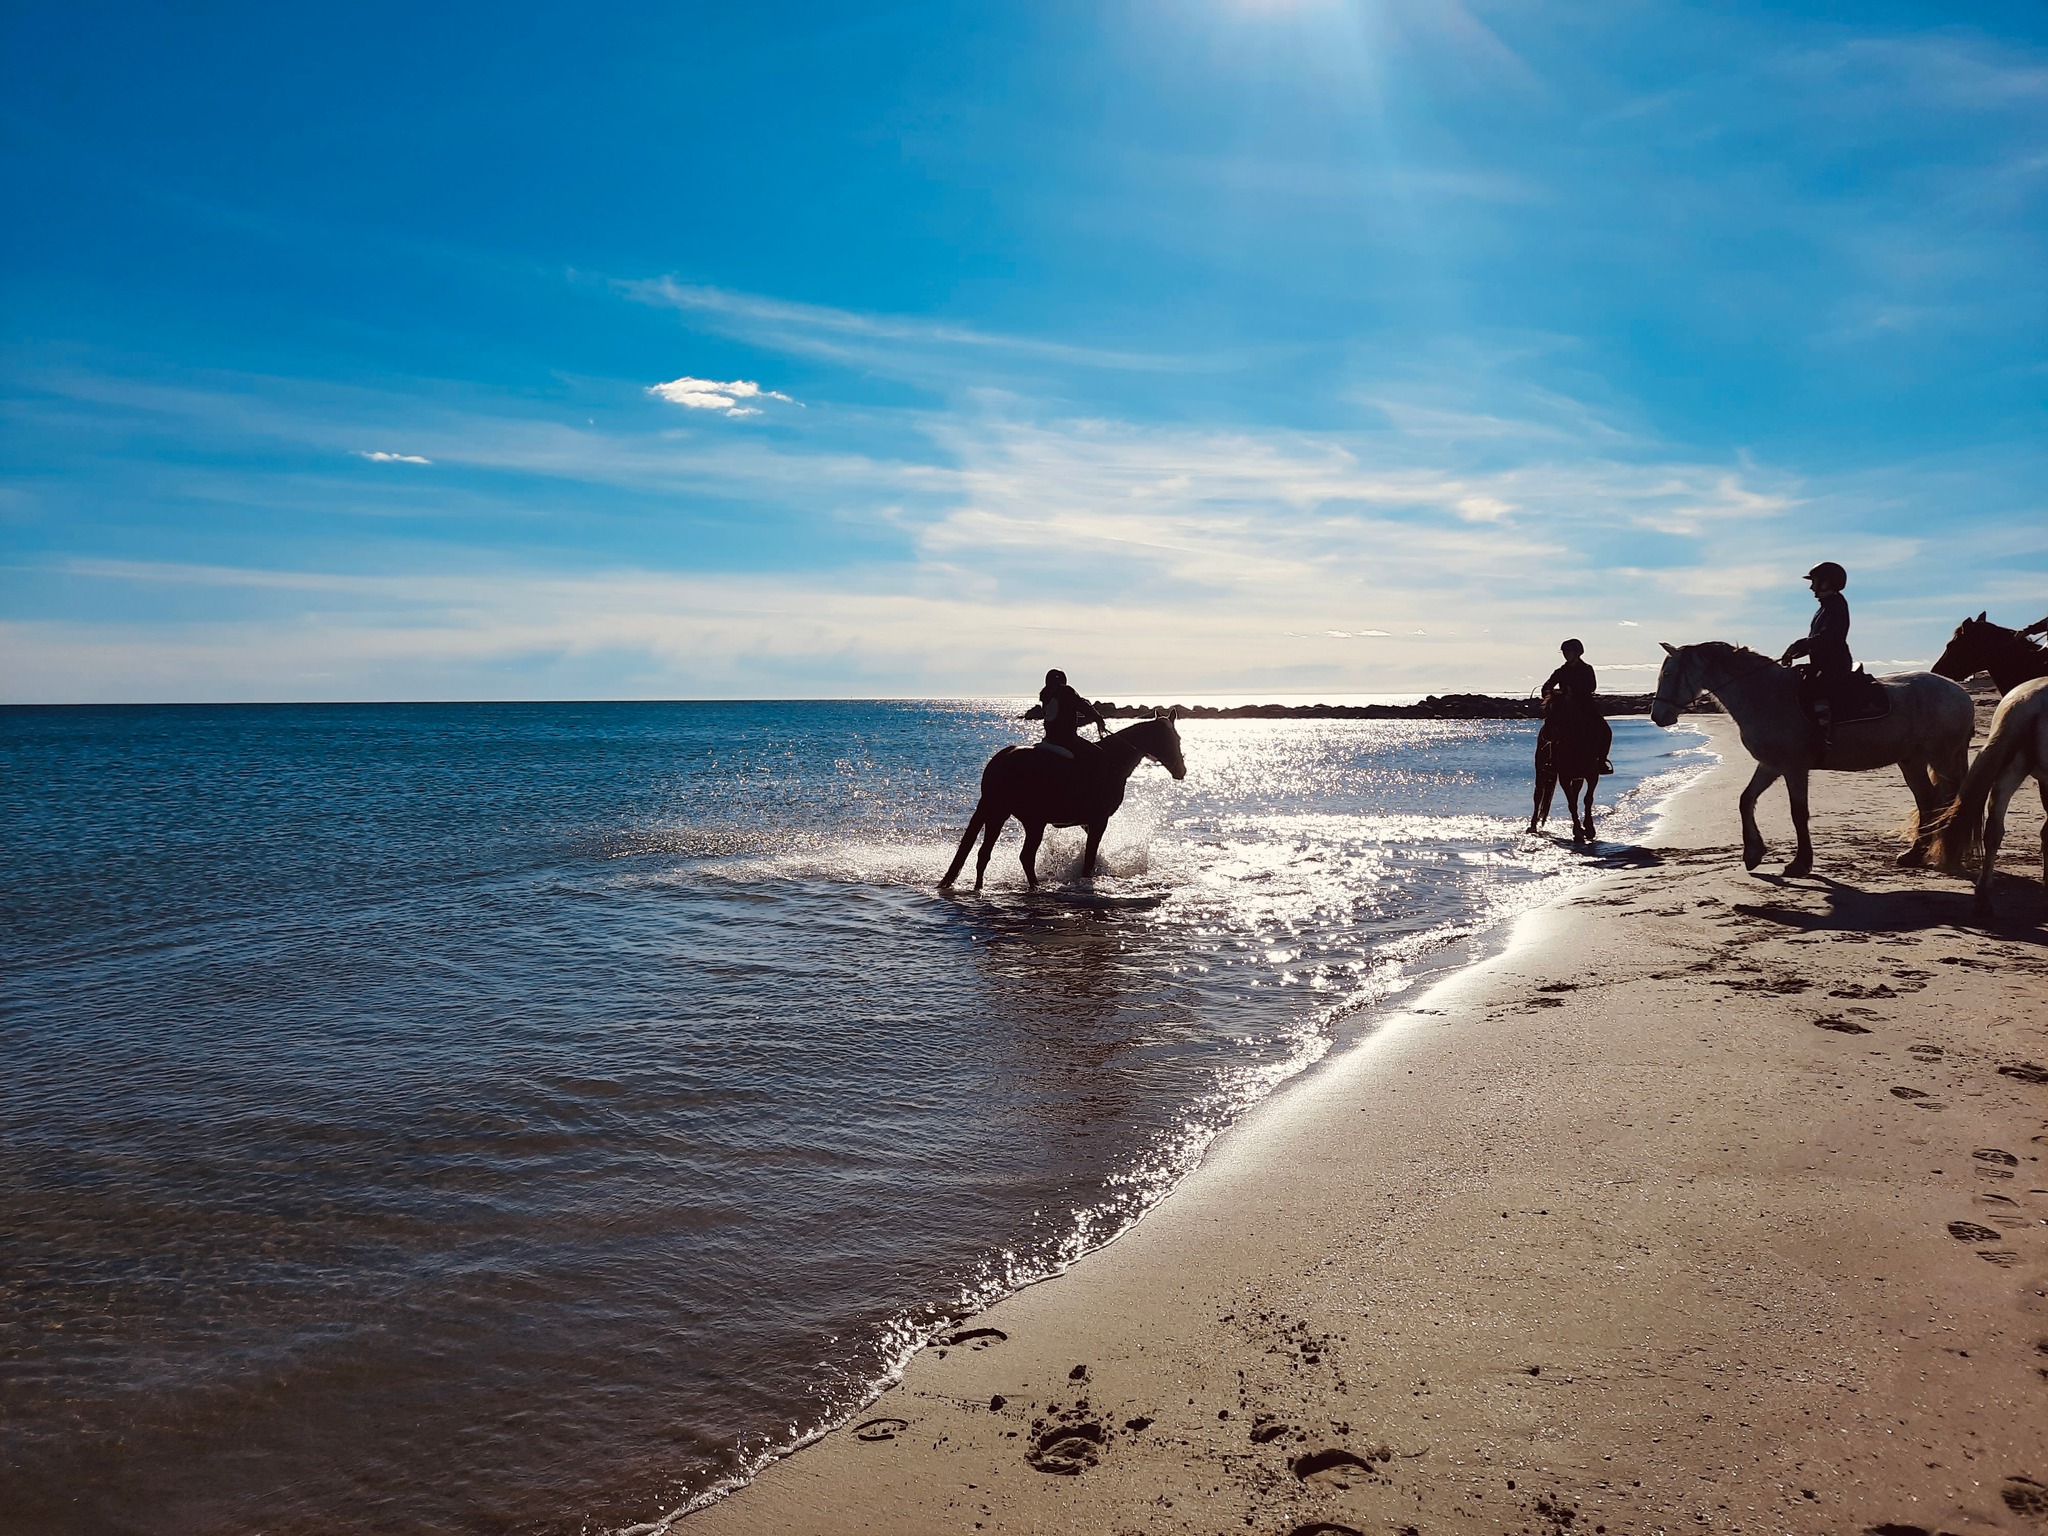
[{"left": 1, "top": 700, "right": 1708, "bottom": 1535}]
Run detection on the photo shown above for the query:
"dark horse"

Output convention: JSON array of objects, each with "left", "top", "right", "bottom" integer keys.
[
  {"left": 1931, "top": 612, "right": 2048, "bottom": 696},
  {"left": 1529, "top": 692, "right": 1612, "bottom": 843},
  {"left": 940, "top": 713, "right": 1186, "bottom": 890}
]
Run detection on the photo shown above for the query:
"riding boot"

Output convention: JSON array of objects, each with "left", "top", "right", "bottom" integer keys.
[{"left": 1814, "top": 698, "right": 1834, "bottom": 761}]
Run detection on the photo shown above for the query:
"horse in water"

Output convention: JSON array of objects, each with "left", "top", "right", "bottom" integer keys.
[
  {"left": 1931, "top": 612, "right": 2048, "bottom": 696},
  {"left": 940, "top": 712, "right": 1187, "bottom": 891},
  {"left": 1529, "top": 691, "right": 1612, "bottom": 843},
  {"left": 1929, "top": 676, "right": 2048, "bottom": 918},
  {"left": 1651, "top": 641, "right": 1972, "bottom": 877}
]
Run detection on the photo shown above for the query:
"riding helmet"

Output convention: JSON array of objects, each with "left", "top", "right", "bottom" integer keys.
[{"left": 1804, "top": 561, "right": 1847, "bottom": 588}]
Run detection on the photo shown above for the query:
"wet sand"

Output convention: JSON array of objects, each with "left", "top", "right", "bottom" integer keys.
[{"left": 682, "top": 718, "right": 2048, "bottom": 1536}]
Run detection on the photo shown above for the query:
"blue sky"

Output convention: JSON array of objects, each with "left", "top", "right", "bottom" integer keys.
[{"left": 3, "top": 0, "right": 2043, "bottom": 702}]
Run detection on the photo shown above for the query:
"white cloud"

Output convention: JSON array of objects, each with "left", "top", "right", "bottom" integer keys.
[
  {"left": 358, "top": 450, "right": 431, "bottom": 464},
  {"left": 646, "top": 376, "right": 795, "bottom": 416}
]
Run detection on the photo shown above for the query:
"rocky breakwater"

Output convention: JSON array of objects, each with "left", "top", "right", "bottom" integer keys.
[{"left": 1026, "top": 693, "right": 1715, "bottom": 722}]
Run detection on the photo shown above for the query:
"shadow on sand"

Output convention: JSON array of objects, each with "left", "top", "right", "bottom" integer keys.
[{"left": 1734, "top": 873, "right": 2048, "bottom": 945}]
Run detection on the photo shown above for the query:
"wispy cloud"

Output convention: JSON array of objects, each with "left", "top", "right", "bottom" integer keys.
[
  {"left": 623, "top": 277, "right": 1195, "bottom": 376},
  {"left": 357, "top": 450, "right": 432, "bottom": 464},
  {"left": 646, "top": 375, "right": 795, "bottom": 416}
]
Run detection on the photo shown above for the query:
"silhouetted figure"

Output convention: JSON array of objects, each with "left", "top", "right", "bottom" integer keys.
[
  {"left": 1531, "top": 639, "right": 1613, "bottom": 840},
  {"left": 2021, "top": 614, "right": 2048, "bottom": 640},
  {"left": 1539, "top": 640, "right": 1612, "bottom": 766},
  {"left": 1777, "top": 561, "right": 1853, "bottom": 749},
  {"left": 1037, "top": 669, "right": 1107, "bottom": 766},
  {"left": 1542, "top": 638, "right": 1597, "bottom": 710}
]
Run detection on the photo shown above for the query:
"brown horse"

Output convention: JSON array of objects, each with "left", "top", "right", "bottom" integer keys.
[
  {"left": 1529, "top": 692, "right": 1612, "bottom": 843},
  {"left": 940, "top": 713, "right": 1186, "bottom": 890},
  {"left": 1931, "top": 612, "right": 2048, "bottom": 696}
]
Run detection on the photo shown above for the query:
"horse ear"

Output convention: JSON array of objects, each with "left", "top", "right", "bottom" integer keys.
[
  {"left": 1660, "top": 641, "right": 1676, "bottom": 655},
  {"left": 1169, "top": 705, "right": 1181, "bottom": 720},
  {"left": 1979, "top": 610, "right": 1988, "bottom": 622}
]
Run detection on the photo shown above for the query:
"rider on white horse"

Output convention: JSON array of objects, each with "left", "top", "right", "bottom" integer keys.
[{"left": 1778, "top": 561, "right": 1855, "bottom": 749}]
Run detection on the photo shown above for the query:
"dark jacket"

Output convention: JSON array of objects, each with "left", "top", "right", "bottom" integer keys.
[
  {"left": 1039, "top": 683, "right": 1105, "bottom": 743},
  {"left": 1542, "top": 658, "right": 1598, "bottom": 701},
  {"left": 1785, "top": 592, "right": 1852, "bottom": 675}
]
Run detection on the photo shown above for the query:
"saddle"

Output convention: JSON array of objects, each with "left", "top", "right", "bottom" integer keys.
[
  {"left": 1035, "top": 742, "right": 1075, "bottom": 760},
  {"left": 1797, "top": 666, "right": 1891, "bottom": 727}
]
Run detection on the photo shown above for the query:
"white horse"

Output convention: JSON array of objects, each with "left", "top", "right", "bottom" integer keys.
[
  {"left": 1930, "top": 676, "right": 2048, "bottom": 917},
  {"left": 1651, "top": 641, "right": 1973, "bottom": 877}
]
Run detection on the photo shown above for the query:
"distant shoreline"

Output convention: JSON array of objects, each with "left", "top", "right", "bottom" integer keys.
[{"left": 1033, "top": 691, "right": 1718, "bottom": 721}]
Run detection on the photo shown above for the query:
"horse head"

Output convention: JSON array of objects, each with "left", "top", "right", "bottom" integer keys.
[
  {"left": 1651, "top": 641, "right": 1699, "bottom": 728},
  {"left": 1931, "top": 611, "right": 1999, "bottom": 682},
  {"left": 1148, "top": 709, "right": 1187, "bottom": 780}
]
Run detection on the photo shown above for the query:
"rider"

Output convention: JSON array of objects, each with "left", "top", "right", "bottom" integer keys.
[
  {"left": 1038, "top": 669, "right": 1107, "bottom": 763},
  {"left": 1538, "top": 639, "right": 1612, "bottom": 772},
  {"left": 1542, "top": 638, "right": 1597, "bottom": 705},
  {"left": 1777, "top": 561, "right": 1854, "bottom": 748}
]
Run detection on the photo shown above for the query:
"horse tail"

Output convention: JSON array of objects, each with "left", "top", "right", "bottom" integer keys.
[
  {"left": 1928, "top": 718, "right": 2028, "bottom": 870},
  {"left": 940, "top": 804, "right": 987, "bottom": 888}
]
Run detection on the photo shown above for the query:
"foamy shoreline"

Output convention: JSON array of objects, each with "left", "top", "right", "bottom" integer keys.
[{"left": 678, "top": 715, "right": 2048, "bottom": 1534}]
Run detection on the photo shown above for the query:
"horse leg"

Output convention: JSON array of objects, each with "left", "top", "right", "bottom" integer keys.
[
  {"left": 1564, "top": 777, "right": 1586, "bottom": 842},
  {"left": 2038, "top": 778, "right": 2048, "bottom": 893},
  {"left": 1975, "top": 764, "right": 2026, "bottom": 917},
  {"left": 1895, "top": 760, "right": 1936, "bottom": 867},
  {"left": 1530, "top": 749, "right": 1555, "bottom": 832},
  {"left": 940, "top": 806, "right": 984, "bottom": 888},
  {"left": 1018, "top": 822, "right": 1044, "bottom": 889},
  {"left": 1738, "top": 764, "right": 1780, "bottom": 871},
  {"left": 1783, "top": 769, "right": 1813, "bottom": 878},
  {"left": 1581, "top": 774, "right": 1599, "bottom": 842},
  {"left": 1081, "top": 823, "right": 1105, "bottom": 878},
  {"left": 972, "top": 814, "right": 1006, "bottom": 891}
]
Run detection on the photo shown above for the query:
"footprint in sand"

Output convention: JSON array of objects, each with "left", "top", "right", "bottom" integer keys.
[
  {"left": 1890, "top": 1087, "right": 1945, "bottom": 1109},
  {"left": 1025, "top": 1421, "right": 1104, "bottom": 1475},
  {"left": 1249, "top": 1420, "right": 1295, "bottom": 1444},
  {"left": 1947, "top": 1221, "right": 2002, "bottom": 1243},
  {"left": 1999, "top": 1062, "right": 2048, "bottom": 1085},
  {"left": 2003, "top": 1476, "right": 2048, "bottom": 1517},
  {"left": 939, "top": 1327, "right": 1008, "bottom": 1350},
  {"left": 1815, "top": 1017, "right": 1872, "bottom": 1034},
  {"left": 1908, "top": 1044, "right": 1944, "bottom": 1060},
  {"left": 1291, "top": 1447, "right": 1388, "bottom": 1490},
  {"left": 853, "top": 1417, "right": 909, "bottom": 1442},
  {"left": 1975, "top": 1149, "right": 2018, "bottom": 1181},
  {"left": 1286, "top": 1525, "right": 1366, "bottom": 1536}
]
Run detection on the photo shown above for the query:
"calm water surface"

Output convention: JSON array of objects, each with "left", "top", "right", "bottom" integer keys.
[{"left": 1, "top": 701, "right": 1705, "bottom": 1534}]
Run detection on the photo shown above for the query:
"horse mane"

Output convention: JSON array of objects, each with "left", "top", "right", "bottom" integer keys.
[{"left": 1688, "top": 640, "right": 1783, "bottom": 675}]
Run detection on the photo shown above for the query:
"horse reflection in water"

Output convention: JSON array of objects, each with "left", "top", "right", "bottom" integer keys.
[{"left": 941, "top": 713, "right": 1186, "bottom": 891}]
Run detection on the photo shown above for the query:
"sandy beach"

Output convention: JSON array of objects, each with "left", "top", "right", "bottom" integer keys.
[{"left": 684, "top": 715, "right": 2048, "bottom": 1536}]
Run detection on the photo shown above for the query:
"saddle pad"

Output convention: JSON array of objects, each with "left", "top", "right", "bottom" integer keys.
[
  {"left": 1799, "top": 667, "right": 1892, "bottom": 727},
  {"left": 1034, "top": 742, "right": 1075, "bottom": 760}
]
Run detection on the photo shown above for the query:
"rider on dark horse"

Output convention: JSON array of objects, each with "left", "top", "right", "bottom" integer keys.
[
  {"left": 1038, "top": 669, "right": 1107, "bottom": 766},
  {"left": 1777, "top": 561, "right": 1854, "bottom": 749},
  {"left": 1538, "top": 639, "right": 1612, "bottom": 772}
]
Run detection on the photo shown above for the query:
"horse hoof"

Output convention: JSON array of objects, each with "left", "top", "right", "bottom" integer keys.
[
  {"left": 1784, "top": 859, "right": 1812, "bottom": 879},
  {"left": 1742, "top": 848, "right": 1764, "bottom": 872},
  {"left": 1895, "top": 848, "right": 1927, "bottom": 868}
]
